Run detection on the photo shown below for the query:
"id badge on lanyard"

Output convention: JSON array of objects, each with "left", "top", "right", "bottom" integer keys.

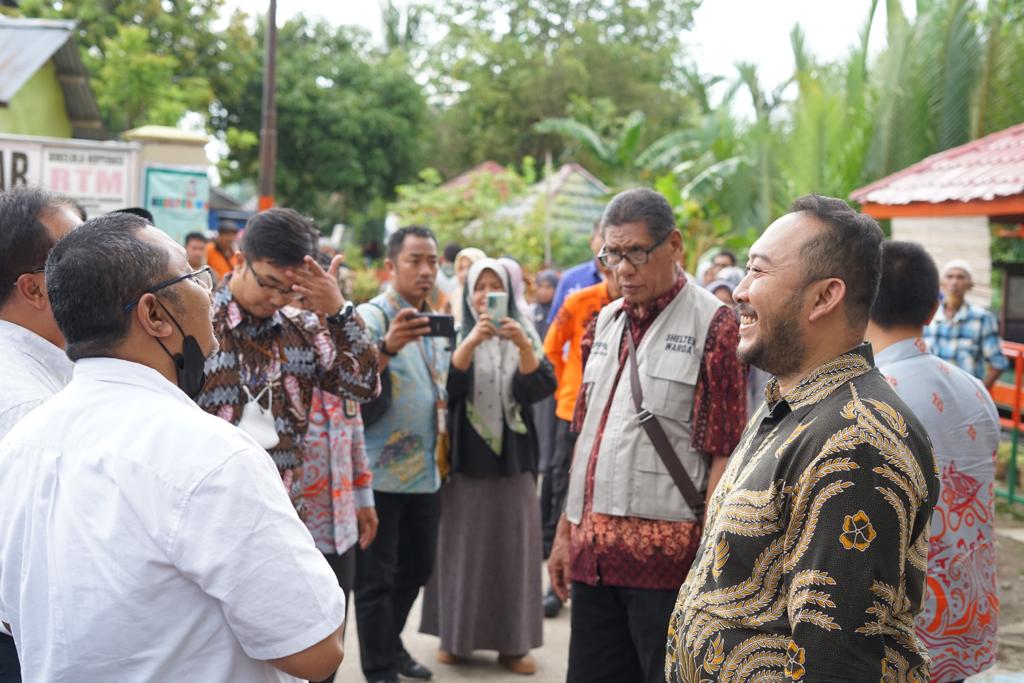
[{"left": 436, "top": 399, "right": 448, "bottom": 435}]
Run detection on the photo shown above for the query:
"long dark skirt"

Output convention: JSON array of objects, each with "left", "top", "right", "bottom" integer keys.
[{"left": 420, "top": 472, "right": 544, "bottom": 657}]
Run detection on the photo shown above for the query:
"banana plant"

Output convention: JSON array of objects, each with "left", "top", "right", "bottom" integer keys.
[{"left": 533, "top": 110, "right": 698, "bottom": 185}]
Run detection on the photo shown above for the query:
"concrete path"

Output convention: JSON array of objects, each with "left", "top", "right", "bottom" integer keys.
[{"left": 336, "top": 580, "right": 569, "bottom": 682}]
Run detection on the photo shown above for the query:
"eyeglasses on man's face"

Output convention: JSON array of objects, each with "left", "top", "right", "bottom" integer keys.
[
  {"left": 247, "top": 262, "right": 302, "bottom": 299},
  {"left": 11, "top": 266, "right": 46, "bottom": 287},
  {"left": 122, "top": 265, "right": 216, "bottom": 312},
  {"left": 597, "top": 230, "right": 672, "bottom": 268}
]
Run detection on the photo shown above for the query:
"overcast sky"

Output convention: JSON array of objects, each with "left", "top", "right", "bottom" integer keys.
[{"left": 225, "top": 0, "right": 915, "bottom": 98}]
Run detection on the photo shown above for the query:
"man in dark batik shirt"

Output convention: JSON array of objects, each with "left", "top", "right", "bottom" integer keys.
[
  {"left": 199, "top": 208, "right": 379, "bottom": 520},
  {"left": 667, "top": 195, "right": 939, "bottom": 682}
]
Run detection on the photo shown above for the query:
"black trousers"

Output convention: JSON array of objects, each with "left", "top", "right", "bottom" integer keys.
[
  {"left": 0, "top": 633, "right": 18, "bottom": 683},
  {"left": 316, "top": 547, "right": 357, "bottom": 683},
  {"left": 541, "top": 418, "right": 576, "bottom": 558},
  {"left": 567, "top": 581, "right": 678, "bottom": 683},
  {"left": 355, "top": 490, "right": 441, "bottom": 680}
]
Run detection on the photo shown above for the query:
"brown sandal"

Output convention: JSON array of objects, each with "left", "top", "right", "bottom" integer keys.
[
  {"left": 437, "top": 649, "right": 464, "bottom": 665},
  {"left": 498, "top": 653, "right": 536, "bottom": 675}
]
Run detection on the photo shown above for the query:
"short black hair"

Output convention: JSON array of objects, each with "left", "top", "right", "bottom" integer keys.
[
  {"left": 792, "top": 194, "right": 884, "bottom": 328},
  {"left": 387, "top": 225, "right": 437, "bottom": 261},
  {"left": 0, "top": 185, "right": 74, "bottom": 306},
  {"left": 184, "top": 231, "right": 207, "bottom": 245},
  {"left": 443, "top": 242, "right": 462, "bottom": 263},
  {"left": 871, "top": 241, "right": 939, "bottom": 329},
  {"left": 714, "top": 249, "right": 737, "bottom": 265},
  {"left": 241, "top": 208, "right": 318, "bottom": 267},
  {"left": 600, "top": 188, "right": 677, "bottom": 242},
  {"left": 217, "top": 219, "right": 240, "bottom": 233},
  {"left": 47, "top": 212, "right": 173, "bottom": 361}
]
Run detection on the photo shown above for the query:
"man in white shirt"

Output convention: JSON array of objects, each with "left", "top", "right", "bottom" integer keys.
[
  {"left": 0, "top": 212, "right": 346, "bottom": 682},
  {"left": 0, "top": 186, "right": 81, "bottom": 436},
  {"left": 0, "top": 186, "right": 82, "bottom": 682}
]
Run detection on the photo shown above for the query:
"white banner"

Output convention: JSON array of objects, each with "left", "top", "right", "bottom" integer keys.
[
  {"left": 0, "top": 134, "right": 139, "bottom": 216},
  {"left": 41, "top": 146, "right": 132, "bottom": 215}
]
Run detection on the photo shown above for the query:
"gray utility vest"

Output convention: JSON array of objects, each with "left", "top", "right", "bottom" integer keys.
[{"left": 566, "top": 282, "right": 724, "bottom": 523}]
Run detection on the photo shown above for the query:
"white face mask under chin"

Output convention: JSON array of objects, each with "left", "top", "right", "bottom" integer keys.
[{"left": 237, "top": 384, "right": 280, "bottom": 450}]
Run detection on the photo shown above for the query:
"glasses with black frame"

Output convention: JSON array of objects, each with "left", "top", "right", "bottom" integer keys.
[
  {"left": 11, "top": 266, "right": 46, "bottom": 287},
  {"left": 597, "top": 230, "right": 672, "bottom": 268},
  {"left": 246, "top": 262, "right": 302, "bottom": 299},
  {"left": 122, "top": 265, "right": 216, "bottom": 312}
]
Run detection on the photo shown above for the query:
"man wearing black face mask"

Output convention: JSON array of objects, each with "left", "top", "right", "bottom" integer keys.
[{"left": 0, "top": 213, "right": 350, "bottom": 683}]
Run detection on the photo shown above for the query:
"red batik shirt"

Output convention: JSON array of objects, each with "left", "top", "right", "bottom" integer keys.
[{"left": 570, "top": 271, "right": 746, "bottom": 591}]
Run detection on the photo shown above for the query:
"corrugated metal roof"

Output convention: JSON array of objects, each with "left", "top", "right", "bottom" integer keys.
[
  {"left": 493, "top": 163, "right": 610, "bottom": 233},
  {"left": 0, "top": 18, "right": 72, "bottom": 105},
  {"left": 0, "top": 17, "right": 106, "bottom": 139},
  {"left": 851, "top": 123, "right": 1024, "bottom": 206}
]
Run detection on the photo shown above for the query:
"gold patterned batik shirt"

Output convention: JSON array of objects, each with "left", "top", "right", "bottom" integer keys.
[{"left": 666, "top": 344, "right": 939, "bottom": 683}]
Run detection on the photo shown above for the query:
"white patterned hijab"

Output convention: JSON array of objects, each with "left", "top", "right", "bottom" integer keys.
[{"left": 461, "top": 258, "right": 542, "bottom": 455}]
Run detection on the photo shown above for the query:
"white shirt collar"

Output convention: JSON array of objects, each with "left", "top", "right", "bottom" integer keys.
[
  {"left": 0, "top": 319, "right": 73, "bottom": 386},
  {"left": 73, "top": 357, "right": 200, "bottom": 410}
]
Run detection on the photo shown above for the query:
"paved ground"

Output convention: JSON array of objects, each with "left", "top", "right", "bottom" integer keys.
[
  {"left": 336, "top": 515, "right": 1024, "bottom": 683},
  {"left": 334, "top": 463, "right": 564, "bottom": 683},
  {"left": 336, "top": 567, "right": 569, "bottom": 682}
]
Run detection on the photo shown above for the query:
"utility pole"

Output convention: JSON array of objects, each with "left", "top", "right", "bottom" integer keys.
[{"left": 257, "top": 0, "right": 278, "bottom": 211}]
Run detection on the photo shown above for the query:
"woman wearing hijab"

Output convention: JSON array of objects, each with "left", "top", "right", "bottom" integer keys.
[
  {"left": 450, "top": 247, "right": 486, "bottom": 326},
  {"left": 529, "top": 269, "right": 560, "bottom": 341},
  {"left": 420, "top": 258, "right": 555, "bottom": 676},
  {"left": 497, "top": 257, "right": 532, "bottom": 325}
]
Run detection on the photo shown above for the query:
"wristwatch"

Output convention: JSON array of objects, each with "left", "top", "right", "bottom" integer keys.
[
  {"left": 326, "top": 301, "right": 354, "bottom": 325},
  {"left": 378, "top": 337, "right": 397, "bottom": 357}
]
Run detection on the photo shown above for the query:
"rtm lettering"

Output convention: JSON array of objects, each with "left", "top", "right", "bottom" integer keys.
[{"left": 48, "top": 167, "right": 124, "bottom": 195}]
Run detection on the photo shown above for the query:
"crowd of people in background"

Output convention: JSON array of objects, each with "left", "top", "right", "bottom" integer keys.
[{"left": 0, "top": 182, "right": 1008, "bottom": 683}]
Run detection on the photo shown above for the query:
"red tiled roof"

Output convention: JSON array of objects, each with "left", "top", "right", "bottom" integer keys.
[
  {"left": 851, "top": 123, "right": 1024, "bottom": 206},
  {"left": 441, "top": 161, "right": 507, "bottom": 189}
]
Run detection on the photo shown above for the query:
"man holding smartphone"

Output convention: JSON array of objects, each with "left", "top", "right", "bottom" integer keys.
[{"left": 355, "top": 226, "right": 453, "bottom": 683}]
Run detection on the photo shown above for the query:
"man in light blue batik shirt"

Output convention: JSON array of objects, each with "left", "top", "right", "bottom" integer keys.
[
  {"left": 355, "top": 226, "right": 451, "bottom": 683},
  {"left": 868, "top": 242, "right": 1000, "bottom": 683}
]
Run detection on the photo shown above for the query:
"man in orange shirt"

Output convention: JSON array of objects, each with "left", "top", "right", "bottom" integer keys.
[
  {"left": 206, "top": 220, "right": 240, "bottom": 281},
  {"left": 540, "top": 269, "right": 619, "bottom": 617}
]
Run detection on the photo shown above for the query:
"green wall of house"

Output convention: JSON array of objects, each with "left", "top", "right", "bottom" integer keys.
[{"left": 0, "top": 61, "right": 74, "bottom": 138}]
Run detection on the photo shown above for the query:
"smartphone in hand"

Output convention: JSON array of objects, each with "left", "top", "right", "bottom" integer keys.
[
  {"left": 486, "top": 292, "right": 509, "bottom": 321},
  {"left": 419, "top": 313, "right": 456, "bottom": 337}
]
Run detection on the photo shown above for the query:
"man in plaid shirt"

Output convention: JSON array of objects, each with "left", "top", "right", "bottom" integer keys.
[{"left": 923, "top": 259, "right": 1008, "bottom": 388}]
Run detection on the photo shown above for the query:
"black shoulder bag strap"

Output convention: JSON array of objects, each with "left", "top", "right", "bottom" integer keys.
[{"left": 626, "top": 330, "right": 705, "bottom": 516}]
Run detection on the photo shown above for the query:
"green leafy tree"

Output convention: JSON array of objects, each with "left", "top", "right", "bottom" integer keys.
[
  {"left": 422, "top": 0, "right": 700, "bottom": 176},
  {"left": 216, "top": 16, "right": 430, "bottom": 227},
  {"left": 96, "top": 25, "right": 212, "bottom": 131}
]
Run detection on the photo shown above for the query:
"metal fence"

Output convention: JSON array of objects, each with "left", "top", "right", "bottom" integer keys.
[{"left": 993, "top": 341, "right": 1024, "bottom": 506}]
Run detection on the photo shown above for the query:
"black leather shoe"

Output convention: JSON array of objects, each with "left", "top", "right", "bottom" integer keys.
[
  {"left": 543, "top": 589, "right": 563, "bottom": 618},
  {"left": 398, "top": 649, "right": 433, "bottom": 680}
]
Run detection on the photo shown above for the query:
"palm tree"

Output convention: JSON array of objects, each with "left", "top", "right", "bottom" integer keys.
[{"left": 532, "top": 110, "right": 696, "bottom": 185}]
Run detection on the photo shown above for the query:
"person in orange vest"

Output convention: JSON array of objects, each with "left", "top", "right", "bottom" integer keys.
[{"left": 206, "top": 220, "right": 240, "bottom": 281}]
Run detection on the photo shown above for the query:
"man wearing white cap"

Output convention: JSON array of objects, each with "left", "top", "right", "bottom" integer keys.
[{"left": 923, "top": 258, "right": 1008, "bottom": 388}]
